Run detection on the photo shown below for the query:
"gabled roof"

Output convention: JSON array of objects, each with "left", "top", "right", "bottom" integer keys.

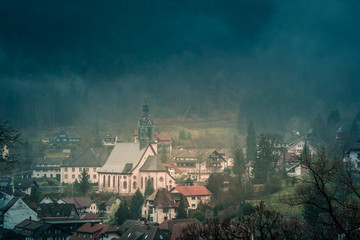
[
  {"left": 147, "top": 188, "right": 189, "bottom": 208},
  {"left": 34, "top": 157, "right": 64, "bottom": 166},
  {"left": 105, "top": 196, "right": 120, "bottom": 206},
  {"left": 172, "top": 186, "right": 212, "bottom": 197},
  {"left": 98, "top": 142, "right": 149, "bottom": 174},
  {"left": 140, "top": 156, "right": 167, "bottom": 172},
  {"left": 62, "top": 148, "right": 109, "bottom": 167},
  {"left": 13, "top": 179, "right": 38, "bottom": 191},
  {"left": 61, "top": 197, "right": 93, "bottom": 209},
  {"left": 119, "top": 224, "right": 170, "bottom": 240},
  {"left": 39, "top": 203, "right": 78, "bottom": 218}
]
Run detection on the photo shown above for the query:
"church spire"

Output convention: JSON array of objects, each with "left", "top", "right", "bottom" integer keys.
[{"left": 138, "top": 101, "right": 154, "bottom": 150}]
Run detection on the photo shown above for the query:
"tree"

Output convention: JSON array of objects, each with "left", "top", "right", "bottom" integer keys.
[
  {"left": 311, "top": 113, "right": 328, "bottom": 147},
  {"left": 76, "top": 168, "right": 91, "bottom": 195},
  {"left": 144, "top": 178, "right": 154, "bottom": 198},
  {"left": 0, "top": 120, "right": 21, "bottom": 165},
  {"left": 288, "top": 147, "right": 360, "bottom": 239},
  {"left": 29, "top": 185, "right": 40, "bottom": 203},
  {"left": 206, "top": 173, "right": 225, "bottom": 199},
  {"left": 246, "top": 120, "right": 256, "bottom": 163},
  {"left": 179, "top": 129, "right": 186, "bottom": 140},
  {"left": 130, "top": 189, "right": 144, "bottom": 220},
  {"left": 252, "top": 133, "right": 281, "bottom": 184},
  {"left": 176, "top": 196, "right": 187, "bottom": 219},
  {"left": 232, "top": 146, "right": 246, "bottom": 185},
  {"left": 115, "top": 199, "right": 130, "bottom": 226}
]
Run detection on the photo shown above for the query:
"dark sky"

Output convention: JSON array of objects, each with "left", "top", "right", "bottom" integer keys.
[{"left": 0, "top": 0, "right": 360, "bottom": 129}]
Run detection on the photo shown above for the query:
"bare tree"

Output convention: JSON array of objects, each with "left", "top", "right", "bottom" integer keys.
[{"left": 0, "top": 119, "right": 21, "bottom": 165}]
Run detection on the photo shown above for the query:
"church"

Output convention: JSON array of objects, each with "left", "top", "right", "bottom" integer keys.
[{"left": 97, "top": 102, "right": 176, "bottom": 196}]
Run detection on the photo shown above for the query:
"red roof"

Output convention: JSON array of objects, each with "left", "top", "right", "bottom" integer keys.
[
  {"left": 71, "top": 223, "right": 119, "bottom": 240},
  {"left": 173, "top": 186, "right": 212, "bottom": 196},
  {"left": 156, "top": 134, "right": 172, "bottom": 141},
  {"left": 81, "top": 214, "right": 99, "bottom": 220}
]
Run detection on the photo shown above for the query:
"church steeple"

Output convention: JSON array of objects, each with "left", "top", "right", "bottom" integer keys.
[{"left": 138, "top": 101, "right": 154, "bottom": 150}]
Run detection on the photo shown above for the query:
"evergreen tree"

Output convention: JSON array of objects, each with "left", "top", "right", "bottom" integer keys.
[
  {"left": 252, "top": 133, "right": 281, "bottom": 184},
  {"left": 206, "top": 173, "right": 225, "bottom": 199},
  {"left": 179, "top": 129, "right": 186, "bottom": 140},
  {"left": 130, "top": 189, "right": 144, "bottom": 220},
  {"left": 232, "top": 146, "right": 245, "bottom": 185},
  {"left": 144, "top": 178, "right": 155, "bottom": 198},
  {"left": 176, "top": 196, "right": 187, "bottom": 219},
  {"left": 246, "top": 120, "right": 257, "bottom": 163},
  {"left": 115, "top": 199, "right": 130, "bottom": 225},
  {"left": 187, "top": 132, "right": 192, "bottom": 140},
  {"left": 311, "top": 113, "right": 327, "bottom": 147},
  {"left": 77, "top": 168, "right": 91, "bottom": 195},
  {"left": 29, "top": 185, "right": 40, "bottom": 203}
]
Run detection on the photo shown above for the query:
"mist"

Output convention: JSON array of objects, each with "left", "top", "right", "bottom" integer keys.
[{"left": 1, "top": 0, "right": 359, "bottom": 133}]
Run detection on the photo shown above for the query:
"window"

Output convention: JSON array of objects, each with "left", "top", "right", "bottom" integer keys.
[
  {"left": 163, "top": 208, "right": 168, "bottom": 213},
  {"left": 93, "top": 167, "right": 96, "bottom": 172},
  {"left": 192, "top": 204, "right": 196, "bottom": 208},
  {"left": 64, "top": 174, "right": 68, "bottom": 179},
  {"left": 72, "top": 168, "right": 75, "bottom": 172},
  {"left": 78, "top": 174, "right": 81, "bottom": 178},
  {"left": 123, "top": 181, "right": 127, "bottom": 189},
  {"left": 79, "top": 167, "right": 82, "bottom": 172},
  {"left": 141, "top": 177, "right": 143, "bottom": 189},
  {"left": 72, "top": 174, "right": 75, "bottom": 179},
  {"left": 191, "top": 197, "right": 196, "bottom": 200},
  {"left": 108, "top": 176, "right": 110, "bottom": 187},
  {"left": 133, "top": 181, "right": 137, "bottom": 189},
  {"left": 65, "top": 168, "right": 68, "bottom": 172},
  {"left": 93, "top": 174, "right": 97, "bottom": 179}
]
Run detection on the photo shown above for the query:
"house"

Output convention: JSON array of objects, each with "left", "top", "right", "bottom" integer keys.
[
  {"left": 343, "top": 142, "right": 360, "bottom": 171},
  {"left": 206, "top": 150, "right": 229, "bottom": 172},
  {"left": 101, "top": 133, "right": 118, "bottom": 146},
  {"left": 13, "top": 219, "right": 72, "bottom": 240},
  {"left": 55, "top": 129, "right": 81, "bottom": 144},
  {"left": 155, "top": 133, "right": 173, "bottom": 154},
  {"left": 142, "top": 188, "right": 189, "bottom": 224},
  {"left": 13, "top": 179, "right": 39, "bottom": 196},
  {"left": 38, "top": 194, "right": 60, "bottom": 204},
  {"left": 98, "top": 102, "right": 176, "bottom": 196},
  {"left": 32, "top": 157, "right": 64, "bottom": 180},
  {"left": 39, "top": 203, "right": 79, "bottom": 219},
  {"left": 61, "top": 148, "right": 110, "bottom": 184},
  {"left": 170, "top": 186, "right": 212, "bottom": 209},
  {"left": 287, "top": 138, "right": 317, "bottom": 156},
  {"left": 1, "top": 197, "right": 40, "bottom": 229},
  {"left": 158, "top": 218, "right": 202, "bottom": 240},
  {"left": 119, "top": 224, "right": 170, "bottom": 240},
  {"left": 61, "top": 197, "right": 98, "bottom": 214},
  {"left": 71, "top": 223, "right": 121, "bottom": 240},
  {"left": 102, "top": 195, "right": 121, "bottom": 217}
]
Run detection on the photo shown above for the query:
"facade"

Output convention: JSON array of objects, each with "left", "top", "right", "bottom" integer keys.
[
  {"left": 55, "top": 129, "right": 81, "bottom": 144},
  {"left": 61, "top": 148, "right": 109, "bottom": 184},
  {"left": 343, "top": 142, "right": 360, "bottom": 171},
  {"left": 101, "top": 133, "right": 118, "bottom": 146},
  {"left": 2, "top": 198, "right": 40, "bottom": 229},
  {"left": 32, "top": 157, "right": 64, "bottom": 179},
  {"left": 170, "top": 186, "right": 212, "bottom": 209},
  {"left": 98, "top": 103, "right": 176, "bottom": 196},
  {"left": 287, "top": 138, "right": 317, "bottom": 156},
  {"left": 14, "top": 219, "right": 72, "bottom": 240},
  {"left": 61, "top": 197, "right": 98, "bottom": 214},
  {"left": 142, "top": 188, "right": 189, "bottom": 224},
  {"left": 71, "top": 223, "right": 121, "bottom": 240},
  {"left": 156, "top": 133, "right": 173, "bottom": 154}
]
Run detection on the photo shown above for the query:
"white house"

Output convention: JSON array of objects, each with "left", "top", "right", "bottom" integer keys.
[{"left": 343, "top": 142, "right": 360, "bottom": 171}]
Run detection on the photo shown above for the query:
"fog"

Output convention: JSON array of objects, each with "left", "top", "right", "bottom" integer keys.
[{"left": 1, "top": 0, "right": 359, "bottom": 132}]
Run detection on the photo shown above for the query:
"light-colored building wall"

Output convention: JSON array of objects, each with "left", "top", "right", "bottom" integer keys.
[
  {"left": 32, "top": 169, "right": 61, "bottom": 179},
  {"left": 142, "top": 201, "right": 176, "bottom": 223},
  {"left": 61, "top": 166, "right": 100, "bottom": 184},
  {"left": 186, "top": 195, "right": 211, "bottom": 209},
  {"left": 4, "top": 199, "right": 40, "bottom": 229}
]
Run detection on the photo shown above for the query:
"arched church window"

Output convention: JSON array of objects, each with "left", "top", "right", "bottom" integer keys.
[
  {"left": 133, "top": 181, "right": 137, "bottom": 189},
  {"left": 141, "top": 177, "right": 143, "bottom": 189},
  {"left": 108, "top": 176, "right": 110, "bottom": 187},
  {"left": 123, "top": 181, "right": 127, "bottom": 189},
  {"left": 103, "top": 175, "right": 105, "bottom": 187},
  {"left": 113, "top": 176, "right": 115, "bottom": 187}
]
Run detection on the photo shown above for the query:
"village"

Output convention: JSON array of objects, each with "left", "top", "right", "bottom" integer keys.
[{"left": 1, "top": 102, "right": 359, "bottom": 239}]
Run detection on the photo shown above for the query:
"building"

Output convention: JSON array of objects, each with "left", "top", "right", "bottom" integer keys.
[
  {"left": 32, "top": 157, "right": 64, "bottom": 180},
  {"left": 98, "top": 102, "right": 176, "bottom": 196},
  {"left": 119, "top": 224, "right": 170, "bottom": 240},
  {"left": 71, "top": 223, "right": 121, "bottom": 240},
  {"left": 343, "top": 142, "right": 360, "bottom": 171},
  {"left": 61, "top": 148, "right": 109, "bottom": 184},
  {"left": 287, "top": 138, "right": 317, "bottom": 156},
  {"left": 61, "top": 197, "right": 98, "bottom": 214},
  {"left": 156, "top": 133, "right": 173, "bottom": 154},
  {"left": 158, "top": 218, "right": 202, "bottom": 240},
  {"left": 142, "top": 188, "right": 189, "bottom": 224},
  {"left": 13, "top": 219, "right": 72, "bottom": 240},
  {"left": 55, "top": 129, "right": 81, "bottom": 144},
  {"left": 1, "top": 197, "right": 40, "bottom": 229},
  {"left": 170, "top": 186, "right": 212, "bottom": 209},
  {"left": 206, "top": 150, "right": 230, "bottom": 172},
  {"left": 101, "top": 133, "right": 118, "bottom": 146}
]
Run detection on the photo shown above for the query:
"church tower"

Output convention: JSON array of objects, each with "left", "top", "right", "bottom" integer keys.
[{"left": 138, "top": 101, "right": 155, "bottom": 150}]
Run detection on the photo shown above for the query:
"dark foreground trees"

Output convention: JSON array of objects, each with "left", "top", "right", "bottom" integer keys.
[
  {"left": 288, "top": 147, "right": 360, "bottom": 240},
  {"left": 0, "top": 120, "right": 21, "bottom": 165}
]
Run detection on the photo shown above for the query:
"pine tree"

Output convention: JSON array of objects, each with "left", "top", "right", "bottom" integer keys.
[
  {"left": 232, "top": 146, "right": 245, "bottom": 185},
  {"left": 29, "top": 185, "right": 40, "bottom": 203},
  {"left": 77, "top": 168, "right": 91, "bottom": 195},
  {"left": 115, "top": 199, "right": 130, "bottom": 225},
  {"left": 144, "top": 178, "right": 155, "bottom": 198},
  {"left": 176, "top": 196, "right": 187, "bottom": 219},
  {"left": 252, "top": 133, "right": 281, "bottom": 184},
  {"left": 246, "top": 120, "right": 257, "bottom": 163},
  {"left": 130, "top": 189, "right": 144, "bottom": 220}
]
